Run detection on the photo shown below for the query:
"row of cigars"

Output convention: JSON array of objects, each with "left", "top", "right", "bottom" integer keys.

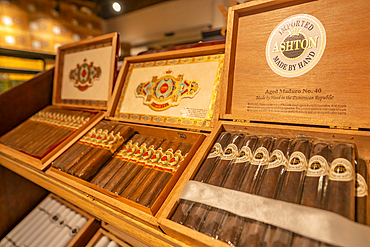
[
  {"left": 0, "top": 194, "right": 136, "bottom": 247},
  {"left": 169, "top": 131, "right": 368, "bottom": 246}
]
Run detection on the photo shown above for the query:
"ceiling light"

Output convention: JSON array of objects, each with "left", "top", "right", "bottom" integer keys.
[{"left": 112, "top": 2, "right": 121, "bottom": 12}]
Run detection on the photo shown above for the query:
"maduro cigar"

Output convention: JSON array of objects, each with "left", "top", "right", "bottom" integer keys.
[
  {"left": 184, "top": 133, "right": 245, "bottom": 231},
  {"left": 355, "top": 158, "right": 368, "bottom": 225},
  {"left": 216, "top": 135, "right": 275, "bottom": 245},
  {"left": 323, "top": 143, "right": 355, "bottom": 220},
  {"left": 102, "top": 134, "right": 153, "bottom": 192},
  {"left": 200, "top": 135, "right": 258, "bottom": 239},
  {"left": 137, "top": 142, "right": 194, "bottom": 207},
  {"left": 171, "top": 132, "right": 232, "bottom": 224},
  {"left": 237, "top": 137, "right": 290, "bottom": 247},
  {"left": 74, "top": 125, "right": 135, "bottom": 181},
  {"left": 62, "top": 121, "right": 119, "bottom": 173},
  {"left": 52, "top": 121, "right": 109, "bottom": 170},
  {"left": 120, "top": 140, "right": 181, "bottom": 198},
  {"left": 262, "top": 137, "right": 310, "bottom": 247},
  {"left": 92, "top": 136, "right": 159, "bottom": 188},
  {"left": 291, "top": 142, "right": 332, "bottom": 247}
]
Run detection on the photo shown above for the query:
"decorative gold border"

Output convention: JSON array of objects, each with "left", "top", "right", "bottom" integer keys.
[
  {"left": 58, "top": 41, "right": 112, "bottom": 107},
  {"left": 114, "top": 54, "right": 224, "bottom": 128}
]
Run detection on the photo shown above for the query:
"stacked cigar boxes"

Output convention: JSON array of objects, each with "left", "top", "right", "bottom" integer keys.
[
  {"left": 157, "top": 0, "right": 370, "bottom": 246},
  {"left": 0, "top": 33, "right": 120, "bottom": 170},
  {"left": 44, "top": 43, "right": 225, "bottom": 226}
]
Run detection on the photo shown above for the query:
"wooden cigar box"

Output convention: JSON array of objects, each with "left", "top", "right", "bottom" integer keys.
[
  {"left": 0, "top": 193, "right": 100, "bottom": 247},
  {"left": 86, "top": 222, "right": 148, "bottom": 247},
  {"left": 0, "top": 33, "right": 120, "bottom": 170},
  {"left": 45, "top": 43, "right": 225, "bottom": 227},
  {"left": 158, "top": 0, "right": 370, "bottom": 246}
]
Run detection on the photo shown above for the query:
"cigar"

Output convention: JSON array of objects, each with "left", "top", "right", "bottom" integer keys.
[
  {"left": 234, "top": 137, "right": 290, "bottom": 247},
  {"left": 137, "top": 142, "right": 193, "bottom": 207},
  {"left": 92, "top": 136, "right": 159, "bottom": 188},
  {"left": 102, "top": 134, "right": 153, "bottom": 192},
  {"left": 355, "top": 158, "right": 368, "bottom": 225},
  {"left": 62, "top": 122, "right": 119, "bottom": 174},
  {"left": 200, "top": 135, "right": 258, "bottom": 238},
  {"left": 262, "top": 137, "right": 310, "bottom": 247},
  {"left": 112, "top": 139, "right": 172, "bottom": 195},
  {"left": 323, "top": 143, "right": 355, "bottom": 220},
  {"left": 74, "top": 125, "right": 135, "bottom": 181},
  {"left": 290, "top": 142, "right": 332, "bottom": 247},
  {"left": 183, "top": 133, "right": 245, "bottom": 231},
  {"left": 91, "top": 133, "right": 142, "bottom": 187},
  {"left": 170, "top": 132, "right": 232, "bottom": 225},
  {"left": 120, "top": 140, "right": 181, "bottom": 198},
  {"left": 52, "top": 121, "right": 109, "bottom": 170}
]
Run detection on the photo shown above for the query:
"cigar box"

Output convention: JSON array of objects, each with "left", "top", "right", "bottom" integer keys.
[
  {"left": 86, "top": 222, "right": 148, "bottom": 247},
  {"left": 0, "top": 32, "right": 120, "bottom": 170},
  {"left": 158, "top": 0, "right": 370, "bottom": 246},
  {"left": 0, "top": 193, "right": 100, "bottom": 247},
  {"left": 45, "top": 43, "right": 225, "bottom": 227}
]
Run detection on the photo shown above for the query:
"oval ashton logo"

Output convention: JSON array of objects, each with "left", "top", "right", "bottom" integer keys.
[{"left": 266, "top": 14, "right": 326, "bottom": 77}]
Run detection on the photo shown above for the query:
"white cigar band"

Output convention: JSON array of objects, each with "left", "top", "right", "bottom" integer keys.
[{"left": 178, "top": 180, "right": 370, "bottom": 247}]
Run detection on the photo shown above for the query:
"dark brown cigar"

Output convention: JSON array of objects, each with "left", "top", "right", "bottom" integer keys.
[
  {"left": 262, "top": 137, "right": 310, "bottom": 247},
  {"left": 92, "top": 136, "right": 159, "bottom": 188},
  {"left": 121, "top": 141, "right": 181, "bottom": 198},
  {"left": 201, "top": 135, "right": 258, "bottom": 239},
  {"left": 170, "top": 132, "right": 232, "bottom": 225},
  {"left": 102, "top": 134, "right": 151, "bottom": 192},
  {"left": 291, "top": 142, "right": 332, "bottom": 247},
  {"left": 67, "top": 123, "right": 126, "bottom": 176},
  {"left": 323, "top": 143, "right": 355, "bottom": 220},
  {"left": 62, "top": 122, "right": 120, "bottom": 174},
  {"left": 74, "top": 126, "right": 135, "bottom": 181},
  {"left": 109, "top": 139, "right": 171, "bottom": 194},
  {"left": 52, "top": 121, "right": 109, "bottom": 170},
  {"left": 93, "top": 133, "right": 142, "bottom": 189},
  {"left": 355, "top": 158, "right": 368, "bottom": 225},
  {"left": 137, "top": 142, "right": 194, "bottom": 207},
  {"left": 183, "top": 133, "right": 245, "bottom": 231},
  {"left": 237, "top": 137, "right": 290, "bottom": 247}
]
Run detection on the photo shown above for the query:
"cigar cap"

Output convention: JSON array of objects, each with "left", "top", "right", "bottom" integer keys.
[
  {"left": 243, "top": 135, "right": 258, "bottom": 152},
  {"left": 272, "top": 137, "right": 290, "bottom": 155},
  {"left": 310, "top": 142, "right": 332, "bottom": 163},
  {"left": 257, "top": 135, "right": 275, "bottom": 152},
  {"left": 217, "top": 132, "right": 232, "bottom": 150}
]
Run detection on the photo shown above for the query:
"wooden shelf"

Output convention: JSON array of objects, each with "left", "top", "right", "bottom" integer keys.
[{"left": 0, "top": 152, "right": 189, "bottom": 247}]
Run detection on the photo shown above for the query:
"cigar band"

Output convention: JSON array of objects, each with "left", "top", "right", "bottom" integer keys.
[
  {"left": 123, "top": 142, "right": 140, "bottom": 160},
  {"left": 267, "top": 149, "right": 287, "bottom": 169},
  {"left": 235, "top": 146, "right": 252, "bottom": 163},
  {"left": 138, "top": 146, "right": 155, "bottom": 165},
  {"left": 158, "top": 149, "right": 175, "bottom": 165},
  {"left": 307, "top": 155, "right": 328, "bottom": 176},
  {"left": 49, "top": 213, "right": 62, "bottom": 224},
  {"left": 108, "top": 133, "right": 124, "bottom": 153},
  {"left": 129, "top": 143, "right": 147, "bottom": 162},
  {"left": 356, "top": 173, "right": 368, "bottom": 197},
  {"left": 168, "top": 152, "right": 185, "bottom": 173},
  {"left": 115, "top": 140, "right": 133, "bottom": 159},
  {"left": 251, "top": 147, "right": 269, "bottom": 166},
  {"left": 78, "top": 128, "right": 96, "bottom": 144},
  {"left": 146, "top": 149, "right": 164, "bottom": 168},
  {"left": 329, "top": 158, "right": 354, "bottom": 181},
  {"left": 69, "top": 226, "right": 80, "bottom": 236},
  {"left": 91, "top": 130, "right": 109, "bottom": 147},
  {"left": 208, "top": 143, "right": 222, "bottom": 158},
  {"left": 221, "top": 143, "right": 238, "bottom": 160},
  {"left": 287, "top": 151, "right": 308, "bottom": 171}
]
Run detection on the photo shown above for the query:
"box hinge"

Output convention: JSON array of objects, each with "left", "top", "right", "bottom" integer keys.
[
  {"left": 233, "top": 119, "right": 249, "bottom": 123},
  {"left": 329, "top": 126, "right": 359, "bottom": 131}
]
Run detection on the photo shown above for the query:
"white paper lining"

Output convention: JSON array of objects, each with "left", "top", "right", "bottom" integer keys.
[{"left": 179, "top": 180, "right": 370, "bottom": 247}]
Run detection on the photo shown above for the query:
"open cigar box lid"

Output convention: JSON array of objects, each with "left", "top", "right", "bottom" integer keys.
[
  {"left": 220, "top": 0, "right": 370, "bottom": 129},
  {"left": 108, "top": 43, "right": 225, "bottom": 131},
  {"left": 52, "top": 32, "right": 119, "bottom": 110}
]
